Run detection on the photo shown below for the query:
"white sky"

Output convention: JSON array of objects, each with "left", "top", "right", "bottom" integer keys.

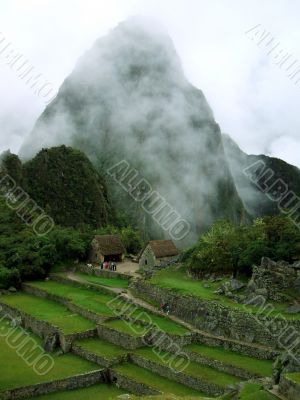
[{"left": 0, "top": 0, "right": 300, "bottom": 166}]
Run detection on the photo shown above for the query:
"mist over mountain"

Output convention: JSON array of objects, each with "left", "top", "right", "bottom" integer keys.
[
  {"left": 20, "top": 17, "right": 247, "bottom": 245},
  {"left": 222, "top": 134, "right": 300, "bottom": 218}
]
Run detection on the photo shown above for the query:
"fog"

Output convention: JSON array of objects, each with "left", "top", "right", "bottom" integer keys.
[{"left": 1, "top": 0, "right": 300, "bottom": 167}]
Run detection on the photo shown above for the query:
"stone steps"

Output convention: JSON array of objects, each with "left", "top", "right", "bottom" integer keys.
[
  {"left": 124, "top": 287, "right": 279, "bottom": 360},
  {"left": 72, "top": 338, "right": 128, "bottom": 367},
  {"left": 111, "top": 362, "right": 205, "bottom": 397},
  {"left": 130, "top": 347, "right": 242, "bottom": 396},
  {"left": 182, "top": 343, "right": 273, "bottom": 379}
]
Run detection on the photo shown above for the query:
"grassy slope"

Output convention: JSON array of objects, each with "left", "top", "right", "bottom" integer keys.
[
  {"left": 67, "top": 272, "right": 129, "bottom": 289},
  {"left": 129, "top": 307, "right": 189, "bottom": 336},
  {"left": 27, "top": 281, "right": 126, "bottom": 317},
  {"left": 286, "top": 372, "right": 300, "bottom": 384},
  {"left": 0, "top": 293, "right": 95, "bottom": 334},
  {"left": 114, "top": 363, "right": 204, "bottom": 396},
  {"left": 104, "top": 319, "right": 146, "bottom": 337},
  {"left": 150, "top": 268, "right": 300, "bottom": 320},
  {"left": 134, "top": 348, "right": 241, "bottom": 387},
  {"left": 74, "top": 338, "right": 128, "bottom": 359},
  {"left": 185, "top": 344, "right": 273, "bottom": 377},
  {"left": 31, "top": 384, "right": 127, "bottom": 400},
  {"left": 0, "top": 319, "right": 99, "bottom": 391}
]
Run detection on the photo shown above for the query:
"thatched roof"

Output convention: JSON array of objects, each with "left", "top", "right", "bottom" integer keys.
[
  {"left": 92, "top": 235, "right": 125, "bottom": 256},
  {"left": 148, "top": 240, "right": 179, "bottom": 258}
]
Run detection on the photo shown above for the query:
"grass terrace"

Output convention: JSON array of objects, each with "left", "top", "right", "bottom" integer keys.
[
  {"left": 0, "top": 293, "right": 95, "bottom": 334},
  {"left": 56, "top": 272, "right": 129, "bottom": 289},
  {"left": 103, "top": 319, "right": 146, "bottom": 337},
  {"left": 185, "top": 344, "right": 273, "bottom": 377},
  {"left": 32, "top": 384, "right": 127, "bottom": 399},
  {"left": 74, "top": 338, "right": 128, "bottom": 360},
  {"left": 0, "top": 319, "right": 100, "bottom": 391},
  {"left": 133, "top": 347, "right": 242, "bottom": 388},
  {"left": 285, "top": 372, "right": 300, "bottom": 384},
  {"left": 27, "top": 281, "right": 128, "bottom": 318},
  {"left": 114, "top": 363, "right": 205, "bottom": 396},
  {"left": 238, "top": 383, "right": 278, "bottom": 399},
  {"left": 150, "top": 267, "right": 300, "bottom": 320},
  {"left": 127, "top": 307, "right": 189, "bottom": 336}
]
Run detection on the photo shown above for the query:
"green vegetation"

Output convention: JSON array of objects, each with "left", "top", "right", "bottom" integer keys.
[
  {"left": 134, "top": 348, "right": 241, "bottom": 387},
  {"left": 238, "top": 383, "right": 277, "bottom": 399},
  {"left": 151, "top": 266, "right": 300, "bottom": 319},
  {"left": 104, "top": 319, "right": 145, "bottom": 337},
  {"left": 184, "top": 217, "right": 300, "bottom": 276},
  {"left": 22, "top": 146, "right": 111, "bottom": 229},
  {"left": 128, "top": 307, "right": 189, "bottom": 336},
  {"left": 114, "top": 363, "right": 204, "bottom": 396},
  {"left": 27, "top": 280, "right": 128, "bottom": 317},
  {"left": 286, "top": 372, "right": 300, "bottom": 384},
  {"left": 74, "top": 338, "right": 127, "bottom": 360},
  {"left": 0, "top": 319, "right": 99, "bottom": 391},
  {"left": 0, "top": 293, "right": 95, "bottom": 334},
  {"left": 185, "top": 344, "right": 273, "bottom": 377},
  {"left": 60, "top": 272, "right": 129, "bottom": 289},
  {"left": 32, "top": 384, "right": 127, "bottom": 400},
  {"left": 94, "top": 225, "right": 144, "bottom": 254}
]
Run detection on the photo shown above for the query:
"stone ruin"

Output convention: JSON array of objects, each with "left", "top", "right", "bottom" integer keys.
[{"left": 246, "top": 257, "right": 300, "bottom": 305}]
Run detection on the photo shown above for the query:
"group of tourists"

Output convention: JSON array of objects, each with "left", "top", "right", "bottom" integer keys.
[{"left": 100, "top": 261, "right": 117, "bottom": 271}]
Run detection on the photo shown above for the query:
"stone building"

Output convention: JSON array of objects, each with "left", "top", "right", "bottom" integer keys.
[
  {"left": 138, "top": 240, "right": 179, "bottom": 270},
  {"left": 89, "top": 235, "right": 125, "bottom": 263}
]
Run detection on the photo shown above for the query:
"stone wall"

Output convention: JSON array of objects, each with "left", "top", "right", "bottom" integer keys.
[
  {"left": 247, "top": 258, "right": 299, "bottom": 302},
  {"left": 184, "top": 348, "right": 258, "bottom": 380},
  {"left": 139, "top": 245, "right": 156, "bottom": 270},
  {"left": 109, "top": 370, "right": 159, "bottom": 396},
  {"left": 0, "top": 301, "right": 97, "bottom": 353},
  {"left": 279, "top": 374, "right": 300, "bottom": 400},
  {"left": 0, "top": 302, "right": 59, "bottom": 340},
  {"left": 193, "top": 332, "right": 278, "bottom": 360},
  {"left": 129, "top": 353, "right": 225, "bottom": 396},
  {"left": 77, "top": 264, "right": 131, "bottom": 280},
  {"left": 0, "top": 370, "right": 104, "bottom": 400},
  {"left": 97, "top": 324, "right": 145, "bottom": 350},
  {"left": 72, "top": 342, "right": 128, "bottom": 368},
  {"left": 131, "top": 279, "right": 300, "bottom": 353}
]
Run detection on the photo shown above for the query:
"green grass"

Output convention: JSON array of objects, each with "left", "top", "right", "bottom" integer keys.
[
  {"left": 103, "top": 319, "right": 145, "bottom": 337},
  {"left": 31, "top": 384, "right": 127, "bottom": 399},
  {"left": 185, "top": 344, "right": 273, "bottom": 377},
  {"left": 150, "top": 267, "right": 300, "bottom": 320},
  {"left": 74, "top": 338, "right": 128, "bottom": 360},
  {"left": 0, "top": 293, "right": 95, "bottom": 334},
  {"left": 134, "top": 348, "right": 241, "bottom": 388},
  {"left": 27, "top": 281, "right": 128, "bottom": 318},
  {"left": 286, "top": 372, "right": 300, "bottom": 384},
  {"left": 239, "top": 383, "right": 278, "bottom": 399},
  {"left": 57, "top": 272, "right": 129, "bottom": 289},
  {"left": 0, "top": 319, "right": 100, "bottom": 391},
  {"left": 114, "top": 363, "right": 205, "bottom": 396},
  {"left": 127, "top": 307, "right": 189, "bottom": 336}
]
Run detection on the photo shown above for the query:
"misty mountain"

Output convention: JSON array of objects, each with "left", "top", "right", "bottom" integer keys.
[
  {"left": 20, "top": 17, "right": 247, "bottom": 245},
  {"left": 223, "top": 134, "right": 300, "bottom": 218}
]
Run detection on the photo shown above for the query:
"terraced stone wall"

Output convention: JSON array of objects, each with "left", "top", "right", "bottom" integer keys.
[
  {"left": 97, "top": 324, "right": 145, "bottom": 350},
  {"left": 109, "top": 370, "right": 159, "bottom": 396},
  {"left": 129, "top": 353, "right": 224, "bottom": 396},
  {"left": 131, "top": 279, "right": 300, "bottom": 354},
  {"left": 0, "top": 370, "right": 104, "bottom": 400}
]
